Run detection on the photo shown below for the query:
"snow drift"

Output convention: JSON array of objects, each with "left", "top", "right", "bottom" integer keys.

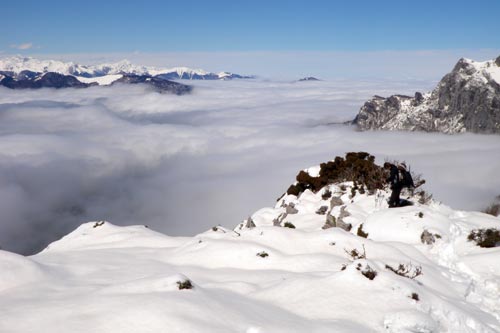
[{"left": 0, "top": 154, "right": 499, "bottom": 332}]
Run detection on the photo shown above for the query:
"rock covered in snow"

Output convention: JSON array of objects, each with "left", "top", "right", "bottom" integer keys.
[{"left": 353, "top": 55, "right": 500, "bottom": 134}]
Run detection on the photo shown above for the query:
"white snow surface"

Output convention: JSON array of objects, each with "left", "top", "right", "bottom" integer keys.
[
  {"left": 0, "top": 56, "right": 235, "bottom": 81},
  {"left": 464, "top": 57, "right": 500, "bottom": 85},
  {"left": 74, "top": 74, "right": 123, "bottom": 85},
  {"left": 1, "top": 180, "right": 500, "bottom": 332}
]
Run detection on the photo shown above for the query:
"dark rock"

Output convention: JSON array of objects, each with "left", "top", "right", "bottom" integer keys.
[
  {"left": 112, "top": 74, "right": 192, "bottom": 95},
  {"left": 420, "top": 230, "right": 436, "bottom": 245},
  {"left": 16, "top": 70, "right": 39, "bottom": 80},
  {"left": 273, "top": 212, "right": 287, "bottom": 226},
  {"left": 330, "top": 196, "right": 343, "bottom": 208},
  {"left": 336, "top": 206, "right": 352, "bottom": 231},
  {"left": 298, "top": 77, "right": 320, "bottom": 82},
  {"left": 0, "top": 72, "right": 92, "bottom": 89},
  {"left": 413, "top": 92, "right": 424, "bottom": 106},
  {"left": 0, "top": 70, "right": 14, "bottom": 78},
  {"left": 245, "top": 217, "right": 256, "bottom": 228},
  {"left": 39, "top": 72, "right": 92, "bottom": 88},
  {"left": 316, "top": 206, "right": 328, "bottom": 215},
  {"left": 285, "top": 202, "right": 298, "bottom": 214},
  {"left": 336, "top": 219, "right": 352, "bottom": 232},
  {"left": 323, "top": 214, "right": 336, "bottom": 229}
]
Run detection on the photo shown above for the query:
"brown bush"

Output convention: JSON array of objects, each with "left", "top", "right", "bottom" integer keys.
[
  {"left": 468, "top": 229, "right": 500, "bottom": 248},
  {"left": 286, "top": 152, "right": 387, "bottom": 196},
  {"left": 385, "top": 263, "right": 423, "bottom": 279},
  {"left": 357, "top": 224, "right": 369, "bottom": 238},
  {"left": 177, "top": 279, "right": 194, "bottom": 290},
  {"left": 322, "top": 189, "right": 332, "bottom": 200}
]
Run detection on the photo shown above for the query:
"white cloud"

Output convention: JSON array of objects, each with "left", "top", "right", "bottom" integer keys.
[
  {"left": 9, "top": 42, "right": 34, "bottom": 50},
  {"left": 0, "top": 79, "right": 499, "bottom": 255}
]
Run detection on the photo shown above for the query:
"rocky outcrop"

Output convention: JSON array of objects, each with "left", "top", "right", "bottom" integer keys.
[
  {"left": 336, "top": 206, "right": 352, "bottom": 231},
  {"left": 112, "top": 74, "right": 192, "bottom": 95},
  {"left": 353, "top": 55, "right": 500, "bottom": 134}
]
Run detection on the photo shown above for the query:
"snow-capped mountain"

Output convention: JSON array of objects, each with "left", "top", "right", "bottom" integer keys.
[
  {"left": 1, "top": 153, "right": 499, "bottom": 332},
  {"left": 0, "top": 56, "right": 252, "bottom": 82},
  {"left": 0, "top": 71, "right": 192, "bottom": 94},
  {"left": 353, "top": 55, "right": 500, "bottom": 134}
]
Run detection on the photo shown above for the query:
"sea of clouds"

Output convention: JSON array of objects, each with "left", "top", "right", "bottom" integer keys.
[{"left": 1, "top": 78, "right": 499, "bottom": 254}]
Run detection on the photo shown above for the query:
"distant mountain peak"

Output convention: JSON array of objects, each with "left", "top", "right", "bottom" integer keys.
[{"left": 298, "top": 76, "right": 320, "bottom": 82}]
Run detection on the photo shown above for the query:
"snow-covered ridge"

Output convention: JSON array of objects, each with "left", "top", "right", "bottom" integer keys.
[
  {"left": 0, "top": 56, "right": 252, "bottom": 82},
  {"left": 465, "top": 57, "right": 500, "bottom": 84},
  {"left": 353, "top": 55, "right": 500, "bottom": 134},
  {"left": 1, "top": 155, "right": 499, "bottom": 332}
]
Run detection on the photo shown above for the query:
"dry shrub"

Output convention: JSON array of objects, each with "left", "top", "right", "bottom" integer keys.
[
  {"left": 357, "top": 224, "right": 369, "bottom": 238},
  {"left": 468, "top": 229, "right": 500, "bottom": 248},
  {"left": 385, "top": 263, "right": 423, "bottom": 279},
  {"left": 287, "top": 152, "right": 386, "bottom": 196}
]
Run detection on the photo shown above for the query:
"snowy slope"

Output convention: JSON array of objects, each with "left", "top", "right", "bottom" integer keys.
[
  {"left": 0, "top": 56, "right": 250, "bottom": 82},
  {"left": 354, "top": 55, "right": 500, "bottom": 134},
  {"left": 74, "top": 74, "right": 123, "bottom": 85},
  {"left": 1, "top": 171, "right": 500, "bottom": 332},
  {"left": 467, "top": 57, "right": 500, "bottom": 85}
]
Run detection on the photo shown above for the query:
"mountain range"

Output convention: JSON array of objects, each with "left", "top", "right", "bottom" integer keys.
[
  {"left": 0, "top": 56, "right": 253, "bottom": 93},
  {"left": 353, "top": 55, "right": 500, "bottom": 134},
  {"left": 0, "top": 56, "right": 253, "bottom": 81}
]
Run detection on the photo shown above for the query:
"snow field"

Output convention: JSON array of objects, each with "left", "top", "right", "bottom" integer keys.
[{"left": 0, "top": 181, "right": 499, "bottom": 332}]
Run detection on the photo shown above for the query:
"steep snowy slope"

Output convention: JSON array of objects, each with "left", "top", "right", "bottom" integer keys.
[
  {"left": 0, "top": 157, "right": 499, "bottom": 332},
  {"left": 353, "top": 55, "right": 500, "bottom": 134}
]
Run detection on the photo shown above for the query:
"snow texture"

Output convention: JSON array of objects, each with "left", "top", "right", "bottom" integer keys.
[{"left": 1, "top": 178, "right": 499, "bottom": 332}]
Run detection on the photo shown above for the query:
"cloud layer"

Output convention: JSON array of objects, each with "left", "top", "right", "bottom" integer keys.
[{"left": 0, "top": 79, "right": 499, "bottom": 254}]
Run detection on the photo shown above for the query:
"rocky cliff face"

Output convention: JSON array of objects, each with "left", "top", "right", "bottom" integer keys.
[{"left": 353, "top": 55, "right": 500, "bottom": 134}]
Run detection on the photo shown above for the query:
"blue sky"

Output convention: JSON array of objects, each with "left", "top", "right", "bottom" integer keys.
[{"left": 2, "top": 0, "right": 500, "bottom": 53}]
